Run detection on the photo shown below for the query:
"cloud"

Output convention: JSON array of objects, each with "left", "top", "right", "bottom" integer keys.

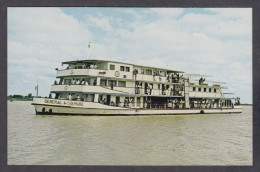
[
  {"left": 206, "top": 8, "right": 252, "bottom": 19},
  {"left": 8, "top": 7, "right": 94, "bottom": 96},
  {"left": 148, "top": 8, "right": 184, "bottom": 18},
  {"left": 85, "top": 15, "right": 113, "bottom": 31}
]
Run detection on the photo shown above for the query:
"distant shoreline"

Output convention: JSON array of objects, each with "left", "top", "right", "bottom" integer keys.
[{"left": 8, "top": 98, "right": 33, "bottom": 101}]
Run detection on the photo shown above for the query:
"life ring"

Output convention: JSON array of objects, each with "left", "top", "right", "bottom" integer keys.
[
  {"left": 64, "top": 86, "right": 68, "bottom": 90},
  {"left": 115, "top": 71, "right": 120, "bottom": 77},
  {"left": 70, "top": 70, "right": 73, "bottom": 74}
]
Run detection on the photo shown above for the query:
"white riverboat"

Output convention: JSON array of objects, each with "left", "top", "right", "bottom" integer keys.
[{"left": 32, "top": 59, "right": 242, "bottom": 115}]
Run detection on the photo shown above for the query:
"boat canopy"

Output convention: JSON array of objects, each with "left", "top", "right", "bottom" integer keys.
[{"left": 62, "top": 59, "right": 184, "bottom": 73}]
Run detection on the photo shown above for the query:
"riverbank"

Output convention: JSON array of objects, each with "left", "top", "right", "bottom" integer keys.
[
  {"left": 241, "top": 104, "right": 253, "bottom": 106},
  {"left": 8, "top": 98, "right": 33, "bottom": 101}
]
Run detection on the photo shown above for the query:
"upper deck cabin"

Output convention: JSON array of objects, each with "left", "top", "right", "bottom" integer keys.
[{"left": 57, "top": 59, "right": 184, "bottom": 84}]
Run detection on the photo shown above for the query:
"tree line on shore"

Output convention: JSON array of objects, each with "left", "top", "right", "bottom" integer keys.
[{"left": 8, "top": 93, "right": 33, "bottom": 101}]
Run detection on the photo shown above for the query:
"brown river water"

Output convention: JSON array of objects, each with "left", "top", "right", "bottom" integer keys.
[{"left": 8, "top": 101, "right": 252, "bottom": 165}]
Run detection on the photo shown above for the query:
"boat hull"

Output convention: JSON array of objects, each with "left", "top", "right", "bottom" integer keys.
[{"left": 32, "top": 98, "right": 243, "bottom": 116}]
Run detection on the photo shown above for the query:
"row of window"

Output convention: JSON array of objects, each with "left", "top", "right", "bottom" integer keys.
[
  {"left": 101, "top": 79, "right": 126, "bottom": 87},
  {"left": 110, "top": 64, "right": 168, "bottom": 76},
  {"left": 109, "top": 64, "right": 130, "bottom": 72},
  {"left": 140, "top": 69, "right": 167, "bottom": 76},
  {"left": 141, "top": 69, "right": 153, "bottom": 75},
  {"left": 193, "top": 87, "right": 217, "bottom": 93}
]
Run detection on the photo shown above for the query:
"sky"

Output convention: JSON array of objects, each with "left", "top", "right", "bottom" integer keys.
[{"left": 7, "top": 7, "right": 252, "bottom": 104}]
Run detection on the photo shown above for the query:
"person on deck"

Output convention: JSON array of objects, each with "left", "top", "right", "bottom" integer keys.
[
  {"left": 111, "top": 82, "right": 114, "bottom": 90},
  {"left": 149, "top": 84, "right": 152, "bottom": 95},
  {"left": 68, "top": 94, "right": 72, "bottom": 100},
  {"left": 147, "top": 86, "right": 150, "bottom": 95},
  {"left": 124, "top": 98, "right": 128, "bottom": 107},
  {"left": 72, "top": 78, "right": 76, "bottom": 85},
  {"left": 93, "top": 79, "right": 97, "bottom": 86},
  {"left": 129, "top": 98, "right": 132, "bottom": 108},
  {"left": 180, "top": 100, "right": 184, "bottom": 109},
  {"left": 76, "top": 95, "right": 80, "bottom": 101},
  {"left": 102, "top": 98, "right": 106, "bottom": 104},
  {"left": 111, "top": 101, "right": 115, "bottom": 106}
]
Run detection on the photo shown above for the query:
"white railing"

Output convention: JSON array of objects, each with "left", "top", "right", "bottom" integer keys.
[
  {"left": 57, "top": 69, "right": 107, "bottom": 77},
  {"left": 51, "top": 85, "right": 130, "bottom": 94},
  {"left": 57, "top": 69, "right": 133, "bottom": 79},
  {"left": 189, "top": 92, "right": 223, "bottom": 98},
  {"left": 135, "top": 75, "right": 168, "bottom": 83},
  {"left": 57, "top": 69, "right": 184, "bottom": 85},
  {"left": 51, "top": 84, "right": 185, "bottom": 97}
]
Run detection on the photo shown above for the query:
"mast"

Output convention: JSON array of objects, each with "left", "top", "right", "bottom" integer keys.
[
  {"left": 87, "top": 41, "right": 95, "bottom": 59},
  {"left": 184, "top": 77, "right": 190, "bottom": 109},
  {"left": 36, "top": 57, "right": 39, "bottom": 97},
  {"left": 35, "top": 82, "right": 38, "bottom": 97}
]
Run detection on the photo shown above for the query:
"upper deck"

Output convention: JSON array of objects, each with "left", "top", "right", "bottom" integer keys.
[
  {"left": 57, "top": 59, "right": 184, "bottom": 84},
  {"left": 51, "top": 59, "right": 227, "bottom": 99}
]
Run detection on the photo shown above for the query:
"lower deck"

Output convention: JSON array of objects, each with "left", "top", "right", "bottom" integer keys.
[{"left": 32, "top": 98, "right": 242, "bottom": 116}]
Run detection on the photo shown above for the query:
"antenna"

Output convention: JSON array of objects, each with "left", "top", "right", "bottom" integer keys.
[
  {"left": 35, "top": 82, "right": 38, "bottom": 97},
  {"left": 36, "top": 57, "right": 39, "bottom": 97},
  {"left": 87, "top": 41, "right": 96, "bottom": 59}
]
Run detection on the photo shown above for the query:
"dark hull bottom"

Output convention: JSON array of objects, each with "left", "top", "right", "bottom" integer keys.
[{"left": 35, "top": 110, "right": 242, "bottom": 116}]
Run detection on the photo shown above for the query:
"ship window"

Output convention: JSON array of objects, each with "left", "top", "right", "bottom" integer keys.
[
  {"left": 214, "top": 88, "right": 217, "bottom": 93},
  {"left": 108, "top": 80, "right": 117, "bottom": 87},
  {"left": 100, "top": 79, "right": 107, "bottom": 87},
  {"left": 110, "top": 64, "right": 115, "bottom": 70},
  {"left": 118, "top": 81, "right": 126, "bottom": 87},
  {"left": 193, "top": 87, "right": 196, "bottom": 91},
  {"left": 141, "top": 69, "right": 145, "bottom": 74},
  {"left": 126, "top": 67, "right": 130, "bottom": 72},
  {"left": 204, "top": 88, "right": 207, "bottom": 92},
  {"left": 120, "top": 66, "right": 125, "bottom": 71},
  {"left": 85, "top": 94, "right": 94, "bottom": 102},
  {"left": 146, "top": 69, "right": 152, "bottom": 75},
  {"left": 209, "top": 88, "right": 211, "bottom": 92},
  {"left": 198, "top": 88, "right": 201, "bottom": 92}
]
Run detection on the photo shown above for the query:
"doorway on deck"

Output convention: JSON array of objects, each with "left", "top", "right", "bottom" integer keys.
[
  {"left": 143, "top": 97, "right": 146, "bottom": 108},
  {"left": 144, "top": 83, "right": 148, "bottom": 94},
  {"left": 116, "top": 96, "right": 120, "bottom": 106},
  {"left": 137, "top": 97, "right": 141, "bottom": 107},
  {"left": 55, "top": 93, "right": 60, "bottom": 99},
  {"left": 107, "top": 95, "right": 111, "bottom": 105},
  {"left": 162, "top": 84, "right": 165, "bottom": 95}
]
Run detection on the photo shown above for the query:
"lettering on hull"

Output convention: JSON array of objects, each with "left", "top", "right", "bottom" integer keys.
[{"left": 44, "top": 99, "right": 83, "bottom": 106}]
